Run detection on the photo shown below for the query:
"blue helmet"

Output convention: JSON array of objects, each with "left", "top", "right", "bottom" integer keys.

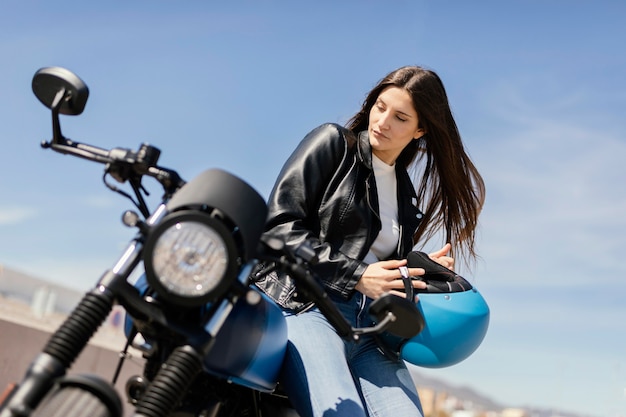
[{"left": 400, "top": 251, "right": 490, "bottom": 368}]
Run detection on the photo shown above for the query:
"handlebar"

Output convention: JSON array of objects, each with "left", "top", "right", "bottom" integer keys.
[
  {"left": 32, "top": 66, "right": 186, "bottom": 205},
  {"left": 284, "top": 259, "right": 355, "bottom": 339},
  {"left": 41, "top": 136, "right": 186, "bottom": 197},
  {"left": 256, "top": 237, "right": 422, "bottom": 342},
  {"left": 256, "top": 237, "right": 354, "bottom": 339}
]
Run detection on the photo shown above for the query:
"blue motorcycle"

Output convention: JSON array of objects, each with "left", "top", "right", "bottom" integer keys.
[{"left": 0, "top": 67, "right": 440, "bottom": 417}]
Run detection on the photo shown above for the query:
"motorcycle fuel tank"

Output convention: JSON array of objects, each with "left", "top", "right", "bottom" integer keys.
[{"left": 201, "top": 289, "right": 288, "bottom": 392}]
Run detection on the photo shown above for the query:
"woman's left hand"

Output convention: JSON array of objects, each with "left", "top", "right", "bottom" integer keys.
[{"left": 428, "top": 243, "right": 454, "bottom": 270}]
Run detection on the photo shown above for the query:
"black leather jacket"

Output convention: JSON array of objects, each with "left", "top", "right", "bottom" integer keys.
[{"left": 255, "top": 123, "right": 424, "bottom": 310}]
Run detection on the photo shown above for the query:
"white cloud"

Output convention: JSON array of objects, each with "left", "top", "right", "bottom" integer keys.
[
  {"left": 82, "top": 194, "right": 120, "bottom": 209},
  {"left": 0, "top": 206, "right": 38, "bottom": 225},
  {"left": 439, "top": 77, "right": 626, "bottom": 415},
  {"left": 471, "top": 76, "right": 626, "bottom": 288}
]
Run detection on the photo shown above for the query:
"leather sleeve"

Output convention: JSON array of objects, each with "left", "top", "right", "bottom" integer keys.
[{"left": 264, "top": 123, "right": 368, "bottom": 299}]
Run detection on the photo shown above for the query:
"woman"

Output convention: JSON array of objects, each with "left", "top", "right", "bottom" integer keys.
[{"left": 256, "top": 66, "right": 485, "bottom": 417}]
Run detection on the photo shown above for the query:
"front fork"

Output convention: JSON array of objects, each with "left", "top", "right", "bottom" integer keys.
[
  {"left": 0, "top": 204, "right": 172, "bottom": 417},
  {"left": 0, "top": 286, "right": 115, "bottom": 417},
  {"left": 131, "top": 346, "right": 203, "bottom": 417},
  {"left": 0, "top": 237, "right": 150, "bottom": 417}
]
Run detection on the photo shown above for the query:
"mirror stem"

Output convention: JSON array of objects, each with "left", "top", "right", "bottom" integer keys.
[{"left": 50, "top": 87, "right": 67, "bottom": 144}]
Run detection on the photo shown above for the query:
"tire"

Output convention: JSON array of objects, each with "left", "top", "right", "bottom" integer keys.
[{"left": 31, "top": 375, "right": 122, "bottom": 417}]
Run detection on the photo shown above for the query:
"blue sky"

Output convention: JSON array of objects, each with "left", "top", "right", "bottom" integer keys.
[{"left": 1, "top": 1, "right": 625, "bottom": 415}]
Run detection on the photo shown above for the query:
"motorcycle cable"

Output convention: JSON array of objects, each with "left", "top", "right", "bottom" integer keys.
[
  {"left": 111, "top": 327, "right": 136, "bottom": 386},
  {"left": 103, "top": 170, "right": 152, "bottom": 218}
]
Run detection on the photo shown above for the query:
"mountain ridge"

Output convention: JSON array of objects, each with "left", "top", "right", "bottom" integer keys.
[{"left": 410, "top": 368, "right": 599, "bottom": 417}]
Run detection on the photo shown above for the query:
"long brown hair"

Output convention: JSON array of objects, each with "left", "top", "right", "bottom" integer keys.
[{"left": 346, "top": 66, "right": 485, "bottom": 266}]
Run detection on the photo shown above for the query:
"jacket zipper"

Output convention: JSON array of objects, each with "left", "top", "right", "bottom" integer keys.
[
  {"left": 396, "top": 223, "right": 404, "bottom": 256},
  {"left": 365, "top": 174, "right": 381, "bottom": 222},
  {"left": 357, "top": 291, "right": 367, "bottom": 325}
]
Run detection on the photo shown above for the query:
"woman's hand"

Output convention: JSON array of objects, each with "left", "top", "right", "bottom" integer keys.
[
  {"left": 355, "top": 259, "right": 426, "bottom": 300},
  {"left": 428, "top": 243, "right": 455, "bottom": 270}
]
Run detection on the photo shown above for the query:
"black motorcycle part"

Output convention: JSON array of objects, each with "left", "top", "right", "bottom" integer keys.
[
  {"left": 32, "top": 67, "right": 89, "bottom": 116},
  {"left": 133, "top": 345, "right": 203, "bottom": 417},
  {"left": 30, "top": 374, "right": 121, "bottom": 417},
  {"left": 43, "top": 290, "right": 115, "bottom": 367},
  {"left": 368, "top": 294, "right": 425, "bottom": 339},
  {"left": 0, "top": 354, "right": 66, "bottom": 417}
]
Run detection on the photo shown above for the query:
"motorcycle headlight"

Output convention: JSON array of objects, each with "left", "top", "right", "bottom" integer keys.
[{"left": 143, "top": 210, "right": 239, "bottom": 307}]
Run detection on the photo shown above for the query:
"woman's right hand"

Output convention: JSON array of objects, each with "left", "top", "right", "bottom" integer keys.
[{"left": 355, "top": 259, "right": 426, "bottom": 300}]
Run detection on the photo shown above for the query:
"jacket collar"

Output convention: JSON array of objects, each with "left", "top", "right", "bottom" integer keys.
[{"left": 356, "top": 130, "right": 374, "bottom": 170}]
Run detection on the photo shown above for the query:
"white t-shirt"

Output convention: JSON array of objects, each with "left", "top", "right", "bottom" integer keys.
[{"left": 363, "top": 154, "right": 399, "bottom": 264}]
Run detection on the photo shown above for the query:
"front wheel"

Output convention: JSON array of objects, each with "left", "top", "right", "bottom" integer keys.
[{"left": 31, "top": 375, "right": 122, "bottom": 417}]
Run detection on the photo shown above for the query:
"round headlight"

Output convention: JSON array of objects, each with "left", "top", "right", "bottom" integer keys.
[{"left": 143, "top": 211, "right": 238, "bottom": 307}]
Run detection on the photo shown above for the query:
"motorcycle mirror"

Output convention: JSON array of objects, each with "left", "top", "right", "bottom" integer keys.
[
  {"left": 368, "top": 294, "right": 425, "bottom": 339},
  {"left": 32, "top": 66, "right": 89, "bottom": 115}
]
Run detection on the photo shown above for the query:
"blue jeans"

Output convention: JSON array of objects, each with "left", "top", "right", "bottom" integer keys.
[{"left": 279, "top": 292, "right": 423, "bottom": 417}]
